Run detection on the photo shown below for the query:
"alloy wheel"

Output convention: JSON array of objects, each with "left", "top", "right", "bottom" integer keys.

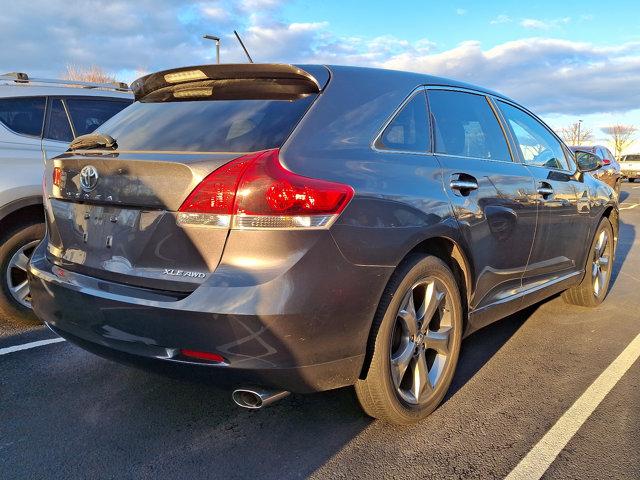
[
  {"left": 592, "top": 229, "right": 611, "bottom": 297},
  {"left": 390, "top": 278, "right": 453, "bottom": 405},
  {"left": 6, "top": 240, "right": 39, "bottom": 308}
]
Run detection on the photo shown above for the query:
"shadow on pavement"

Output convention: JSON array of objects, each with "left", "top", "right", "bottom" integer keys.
[
  {"left": 611, "top": 218, "right": 635, "bottom": 287},
  {"left": 446, "top": 304, "right": 537, "bottom": 400},
  {"left": 619, "top": 190, "right": 629, "bottom": 202}
]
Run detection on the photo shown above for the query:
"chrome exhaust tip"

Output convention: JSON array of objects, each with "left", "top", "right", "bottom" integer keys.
[{"left": 232, "top": 388, "right": 290, "bottom": 409}]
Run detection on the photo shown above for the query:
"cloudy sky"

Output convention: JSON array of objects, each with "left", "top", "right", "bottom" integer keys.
[{"left": 2, "top": 0, "right": 639, "bottom": 150}]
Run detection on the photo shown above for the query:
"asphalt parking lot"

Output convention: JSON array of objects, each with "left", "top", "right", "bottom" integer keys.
[{"left": 1, "top": 182, "right": 639, "bottom": 480}]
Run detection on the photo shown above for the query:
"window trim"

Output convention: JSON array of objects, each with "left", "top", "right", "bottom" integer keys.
[
  {"left": 494, "top": 98, "right": 577, "bottom": 174},
  {"left": 63, "top": 95, "right": 131, "bottom": 138},
  {"left": 425, "top": 86, "right": 516, "bottom": 164},
  {"left": 371, "top": 86, "right": 434, "bottom": 156},
  {"left": 0, "top": 95, "right": 47, "bottom": 139},
  {"left": 42, "top": 95, "right": 131, "bottom": 143},
  {"left": 43, "top": 97, "right": 75, "bottom": 143}
]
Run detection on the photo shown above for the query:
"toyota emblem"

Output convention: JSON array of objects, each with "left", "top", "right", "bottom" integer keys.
[{"left": 80, "top": 165, "right": 99, "bottom": 192}]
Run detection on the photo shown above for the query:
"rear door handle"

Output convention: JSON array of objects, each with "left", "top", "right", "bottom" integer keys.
[{"left": 450, "top": 174, "right": 478, "bottom": 194}]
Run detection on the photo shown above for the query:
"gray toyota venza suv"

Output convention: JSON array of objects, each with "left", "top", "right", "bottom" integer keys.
[{"left": 29, "top": 64, "right": 618, "bottom": 424}]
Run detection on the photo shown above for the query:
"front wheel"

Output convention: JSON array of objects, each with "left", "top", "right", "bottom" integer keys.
[
  {"left": 562, "top": 217, "right": 614, "bottom": 307},
  {"left": 355, "top": 255, "right": 463, "bottom": 424}
]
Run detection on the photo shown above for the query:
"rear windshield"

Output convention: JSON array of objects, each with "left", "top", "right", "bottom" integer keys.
[
  {"left": 96, "top": 96, "right": 315, "bottom": 152},
  {"left": 623, "top": 155, "right": 640, "bottom": 162}
]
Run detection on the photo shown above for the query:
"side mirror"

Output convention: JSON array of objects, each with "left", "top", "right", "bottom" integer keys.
[{"left": 574, "top": 150, "right": 602, "bottom": 173}]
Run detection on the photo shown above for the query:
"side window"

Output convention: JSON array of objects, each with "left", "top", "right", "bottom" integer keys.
[
  {"left": 65, "top": 98, "right": 131, "bottom": 137},
  {"left": 498, "top": 101, "right": 569, "bottom": 170},
  {"left": 45, "top": 99, "right": 73, "bottom": 142},
  {"left": 0, "top": 97, "right": 45, "bottom": 137},
  {"left": 428, "top": 90, "right": 511, "bottom": 161},
  {"left": 375, "top": 91, "right": 430, "bottom": 152}
]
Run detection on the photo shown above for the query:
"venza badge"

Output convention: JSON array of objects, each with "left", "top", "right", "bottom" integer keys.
[{"left": 80, "top": 165, "right": 99, "bottom": 192}]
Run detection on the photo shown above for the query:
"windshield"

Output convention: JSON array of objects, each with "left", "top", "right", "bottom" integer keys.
[
  {"left": 622, "top": 154, "right": 640, "bottom": 162},
  {"left": 96, "top": 95, "right": 316, "bottom": 152}
]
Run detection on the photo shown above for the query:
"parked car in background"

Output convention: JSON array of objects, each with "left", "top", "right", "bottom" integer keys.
[
  {"left": 619, "top": 154, "right": 640, "bottom": 182},
  {"left": 0, "top": 72, "right": 132, "bottom": 322},
  {"left": 29, "top": 64, "right": 618, "bottom": 424},
  {"left": 569, "top": 145, "right": 621, "bottom": 194}
]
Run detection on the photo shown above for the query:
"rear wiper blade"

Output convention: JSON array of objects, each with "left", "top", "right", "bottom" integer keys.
[{"left": 68, "top": 133, "right": 117, "bottom": 151}]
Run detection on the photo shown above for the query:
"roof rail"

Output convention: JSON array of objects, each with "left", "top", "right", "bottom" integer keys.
[{"left": 0, "top": 72, "right": 130, "bottom": 92}]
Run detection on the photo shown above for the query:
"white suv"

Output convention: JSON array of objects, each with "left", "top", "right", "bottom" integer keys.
[{"left": 0, "top": 72, "right": 131, "bottom": 322}]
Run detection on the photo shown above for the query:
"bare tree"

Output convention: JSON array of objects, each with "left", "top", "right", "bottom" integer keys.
[
  {"left": 558, "top": 122, "right": 593, "bottom": 146},
  {"left": 601, "top": 124, "right": 637, "bottom": 158},
  {"left": 63, "top": 64, "right": 117, "bottom": 83}
]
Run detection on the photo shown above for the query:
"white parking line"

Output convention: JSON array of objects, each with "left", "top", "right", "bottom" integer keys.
[
  {"left": 619, "top": 203, "right": 639, "bottom": 210},
  {"left": 0, "top": 337, "right": 66, "bottom": 356},
  {"left": 506, "top": 332, "right": 640, "bottom": 480}
]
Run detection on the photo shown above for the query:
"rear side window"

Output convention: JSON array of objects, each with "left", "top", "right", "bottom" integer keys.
[
  {"left": 96, "top": 96, "right": 315, "bottom": 152},
  {"left": 375, "top": 91, "right": 430, "bottom": 152},
  {"left": 498, "top": 101, "right": 569, "bottom": 170},
  {"left": 66, "top": 98, "right": 131, "bottom": 137},
  {"left": 45, "top": 99, "right": 73, "bottom": 142},
  {"left": 0, "top": 97, "right": 45, "bottom": 137},
  {"left": 428, "top": 90, "right": 511, "bottom": 161}
]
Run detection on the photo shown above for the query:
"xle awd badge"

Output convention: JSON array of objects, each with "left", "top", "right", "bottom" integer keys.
[
  {"left": 80, "top": 165, "right": 99, "bottom": 192},
  {"left": 163, "top": 269, "right": 207, "bottom": 279}
]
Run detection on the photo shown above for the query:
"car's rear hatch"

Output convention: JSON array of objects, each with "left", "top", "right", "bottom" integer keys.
[{"left": 43, "top": 64, "right": 328, "bottom": 293}]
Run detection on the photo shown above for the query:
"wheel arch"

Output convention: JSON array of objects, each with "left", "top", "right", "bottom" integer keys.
[
  {"left": 0, "top": 197, "right": 45, "bottom": 241},
  {"left": 602, "top": 205, "right": 619, "bottom": 247},
  {"left": 358, "top": 234, "right": 474, "bottom": 379}
]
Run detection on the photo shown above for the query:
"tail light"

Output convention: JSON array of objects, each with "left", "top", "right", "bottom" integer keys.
[
  {"left": 602, "top": 159, "right": 611, "bottom": 165},
  {"left": 52, "top": 167, "right": 63, "bottom": 187},
  {"left": 178, "top": 149, "right": 354, "bottom": 229}
]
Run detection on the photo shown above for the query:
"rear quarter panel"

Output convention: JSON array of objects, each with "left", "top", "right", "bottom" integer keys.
[{"left": 281, "top": 66, "right": 460, "bottom": 268}]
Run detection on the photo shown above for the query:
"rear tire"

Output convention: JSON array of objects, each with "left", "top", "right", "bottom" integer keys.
[
  {"left": 562, "top": 217, "right": 614, "bottom": 307},
  {"left": 629, "top": 178, "right": 636, "bottom": 183},
  {"left": 355, "top": 254, "right": 463, "bottom": 425},
  {"left": 0, "top": 222, "right": 45, "bottom": 324}
]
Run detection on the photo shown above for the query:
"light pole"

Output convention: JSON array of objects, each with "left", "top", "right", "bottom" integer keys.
[
  {"left": 577, "top": 119, "right": 583, "bottom": 145},
  {"left": 203, "top": 35, "right": 220, "bottom": 64}
]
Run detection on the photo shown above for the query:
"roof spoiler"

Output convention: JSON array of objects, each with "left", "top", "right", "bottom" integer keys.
[{"left": 131, "top": 64, "right": 322, "bottom": 102}]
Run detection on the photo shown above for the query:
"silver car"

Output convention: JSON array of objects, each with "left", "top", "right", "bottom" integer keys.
[{"left": 0, "top": 72, "right": 131, "bottom": 322}]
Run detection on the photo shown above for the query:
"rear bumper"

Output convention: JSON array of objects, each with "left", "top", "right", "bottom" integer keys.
[{"left": 29, "top": 235, "right": 392, "bottom": 393}]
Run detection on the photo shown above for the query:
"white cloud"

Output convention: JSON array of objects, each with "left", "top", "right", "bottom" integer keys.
[
  {"left": 201, "top": 5, "right": 229, "bottom": 21},
  {"left": 456, "top": 8, "right": 467, "bottom": 16},
  {"left": 521, "top": 17, "right": 571, "bottom": 30},
  {"left": 490, "top": 15, "right": 512, "bottom": 25},
  {"left": 521, "top": 18, "right": 550, "bottom": 29},
  {"left": 380, "top": 38, "right": 640, "bottom": 115}
]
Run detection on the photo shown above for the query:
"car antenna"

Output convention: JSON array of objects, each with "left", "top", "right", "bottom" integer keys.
[
  {"left": 203, "top": 35, "right": 220, "bottom": 64},
  {"left": 234, "top": 30, "right": 254, "bottom": 63}
]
